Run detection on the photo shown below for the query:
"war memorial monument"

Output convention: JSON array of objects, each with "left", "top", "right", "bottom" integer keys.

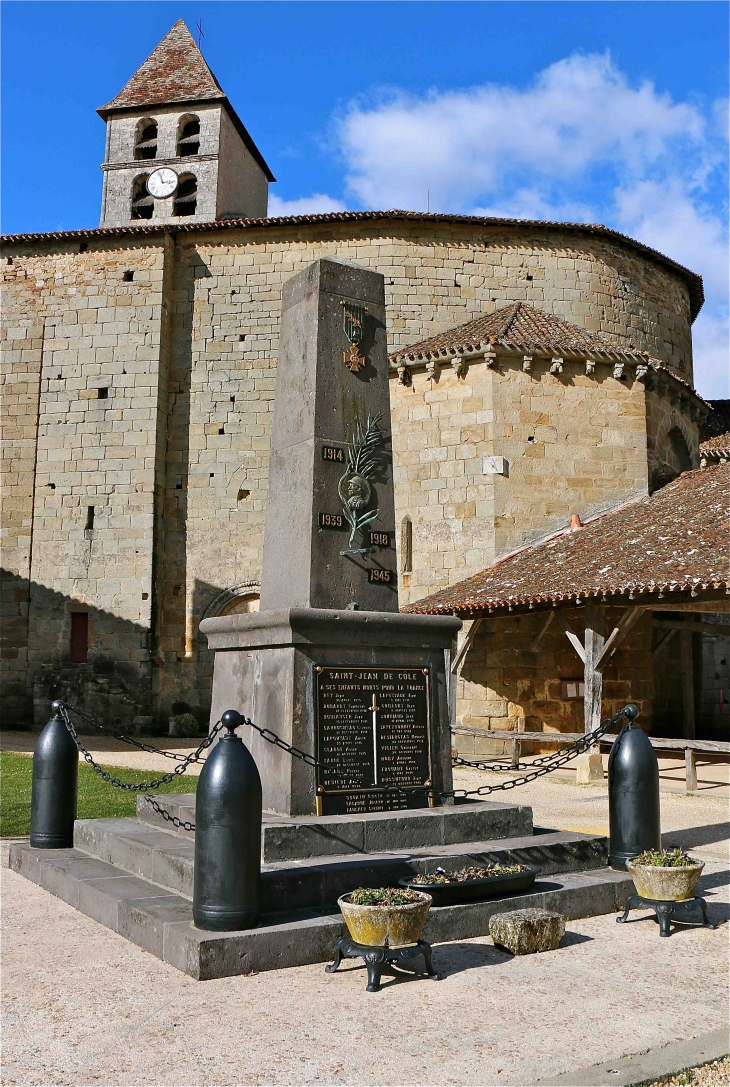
[{"left": 201, "top": 257, "right": 459, "bottom": 818}]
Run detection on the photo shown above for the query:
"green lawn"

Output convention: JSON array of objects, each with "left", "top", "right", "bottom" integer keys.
[{"left": 0, "top": 751, "right": 197, "bottom": 837}]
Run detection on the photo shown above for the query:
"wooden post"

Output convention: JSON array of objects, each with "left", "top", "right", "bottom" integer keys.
[
  {"left": 680, "top": 628, "right": 696, "bottom": 740},
  {"left": 685, "top": 748, "right": 697, "bottom": 792},
  {"left": 584, "top": 604, "right": 605, "bottom": 739},
  {"left": 510, "top": 736, "right": 520, "bottom": 769}
]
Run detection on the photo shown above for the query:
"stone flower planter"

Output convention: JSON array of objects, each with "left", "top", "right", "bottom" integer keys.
[
  {"left": 626, "top": 858, "right": 704, "bottom": 901},
  {"left": 338, "top": 891, "right": 432, "bottom": 947}
]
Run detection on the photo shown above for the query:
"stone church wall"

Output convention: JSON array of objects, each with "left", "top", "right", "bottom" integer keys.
[{"left": 1, "top": 216, "right": 698, "bottom": 725}]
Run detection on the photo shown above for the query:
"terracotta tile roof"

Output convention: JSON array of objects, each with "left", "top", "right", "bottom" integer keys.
[
  {"left": 406, "top": 463, "right": 729, "bottom": 616},
  {"left": 700, "top": 400, "right": 730, "bottom": 457},
  {"left": 0, "top": 210, "right": 703, "bottom": 319},
  {"left": 98, "top": 21, "right": 224, "bottom": 113},
  {"left": 390, "top": 301, "right": 644, "bottom": 362}
]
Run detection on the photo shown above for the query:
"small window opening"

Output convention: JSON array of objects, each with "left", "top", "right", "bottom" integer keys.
[
  {"left": 209, "top": 472, "right": 215, "bottom": 478},
  {"left": 85, "top": 505, "right": 95, "bottom": 531},
  {"left": 97, "top": 387, "right": 108, "bottom": 399},
  {"left": 123, "top": 270, "right": 134, "bottom": 282},
  {"left": 237, "top": 489, "right": 251, "bottom": 502},
  {"left": 47, "top": 482, "right": 56, "bottom": 489},
  {"left": 239, "top": 334, "right": 246, "bottom": 341},
  {"left": 527, "top": 435, "right": 536, "bottom": 443},
  {"left": 400, "top": 516, "right": 413, "bottom": 574},
  {"left": 79, "top": 243, "right": 88, "bottom": 253},
  {"left": 57, "top": 373, "right": 62, "bottom": 379},
  {"left": 134, "top": 120, "right": 158, "bottom": 161},
  {"left": 173, "top": 175, "right": 197, "bottom": 217},
  {"left": 131, "top": 175, "right": 154, "bottom": 220},
  {"left": 175, "top": 482, "right": 182, "bottom": 490},
  {"left": 218, "top": 427, "right": 225, "bottom": 435},
  {"left": 70, "top": 613, "right": 89, "bottom": 663},
  {"left": 177, "top": 117, "right": 200, "bottom": 157},
  {"left": 7, "top": 256, "right": 13, "bottom": 265},
  {"left": 230, "top": 395, "right": 235, "bottom": 403},
  {"left": 526, "top": 274, "right": 533, "bottom": 281},
  {"left": 142, "top": 592, "right": 149, "bottom": 600}
]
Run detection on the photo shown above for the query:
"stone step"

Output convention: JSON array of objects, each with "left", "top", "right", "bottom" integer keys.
[
  {"left": 73, "top": 816, "right": 609, "bottom": 910},
  {"left": 8, "top": 840, "right": 633, "bottom": 981},
  {"left": 135, "top": 794, "right": 533, "bottom": 862}
]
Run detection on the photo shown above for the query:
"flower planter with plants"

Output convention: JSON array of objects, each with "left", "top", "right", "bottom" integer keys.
[
  {"left": 338, "top": 887, "right": 432, "bottom": 947},
  {"left": 626, "top": 849, "right": 704, "bottom": 902},
  {"left": 398, "top": 863, "right": 539, "bottom": 907}
]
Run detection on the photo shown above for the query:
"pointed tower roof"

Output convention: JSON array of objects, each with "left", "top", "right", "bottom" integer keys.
[
  {"left": 98, "top": 20, "right": 224, "bottom": 114},
  {"left": 97, "top": 21, "right": 275, "bottom": 181}
]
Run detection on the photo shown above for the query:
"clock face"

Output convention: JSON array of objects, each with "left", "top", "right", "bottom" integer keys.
[{"left": 147, "top": 168, "right": 178, "bottom": 199}]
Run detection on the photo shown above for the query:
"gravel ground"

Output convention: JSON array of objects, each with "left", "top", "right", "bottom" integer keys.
[
  {"left": 647, "top": 1056, "right": 730, "bottom": 1086},
  {"left": 2, "top": 744, "right": 728, "bottom": 1086}
]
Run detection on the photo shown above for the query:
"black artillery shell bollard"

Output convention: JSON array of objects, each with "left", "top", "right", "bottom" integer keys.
[
  {"left": 193, "top": 710, "right": 263, "bottom": 931},
  {"left": 30, "top": 701, "right": 79, "bottom": 848},
  {"left": 608, "top": 704, "right": 661, "bottom": 870}
]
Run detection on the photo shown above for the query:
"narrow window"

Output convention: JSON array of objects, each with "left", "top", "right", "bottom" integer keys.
[
  {"left": 177, "top": 116, "right": 200, "bottom": 157},
  {"left": 85, "top": 505, "right": 95, "bottom": 531},
  {"left": 400, "top": 515, "right": 413, "bottom": 573},
  {"left": 97, "top": 387, "right": 108, "bottom": 399},
  {"left": 123, "top": 270, "right": 134, "bottom": 282},
  {"left": 173, "top": 174, "right": 197, "bottom": 217},
  {"left": 70, "top": 613, "right": 89, "bottom": 663},
  {"left": 131, "top": 175, "right": 153, "bottom": 220},
  {"left": 134, "top": 119, "right": 158, "bottom": 160}
]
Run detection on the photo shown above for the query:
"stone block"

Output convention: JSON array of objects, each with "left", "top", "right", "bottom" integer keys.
[{"left": 489, "top": 908, "right": 566, "bottom": 954}]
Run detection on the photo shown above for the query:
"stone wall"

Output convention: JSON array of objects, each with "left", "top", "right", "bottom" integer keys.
[
  {"left": 454, "top": 608, "right": 655, "bottom": 755},
  {"left": 1, "top": 216, "right": 698, "bottom": 725}
]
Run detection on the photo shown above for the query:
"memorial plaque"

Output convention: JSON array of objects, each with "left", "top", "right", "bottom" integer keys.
[
  {"left": 315, "top": 666, "right": 432, "bottom": 815},
  {"left": 368, "top": 568, "right": 396, "bottom": 585}
]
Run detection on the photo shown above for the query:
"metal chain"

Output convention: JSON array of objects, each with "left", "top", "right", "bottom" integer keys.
[
  {"left": 451, "top": 728, "right": 614, "bottom": 774},
  {"left": 64, "top": 702, "right": 193, "bottom": 763},
  {"left": 58, "top": 704, "right": 223, "bottom": 792},
  {"left": 142, "top": 794, "right": 196, "bottom": 833},
  {"left": 237, "top": 706, "right": 626, "bottom": 801}
]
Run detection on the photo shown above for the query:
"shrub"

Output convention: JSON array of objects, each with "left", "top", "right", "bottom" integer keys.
[
  {"left": 634, "top": 848, "right": 700, "bottom": 868},
  {"left": 347, "top": 887, "right": 425, "bottom": 906},
  {"left": 173, "top": 712, "right": 202, "bottom": 738}
]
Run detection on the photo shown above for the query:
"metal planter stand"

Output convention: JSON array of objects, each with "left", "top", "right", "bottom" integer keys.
[
  {"left": 326, "top": 936, "right": 439, "bottom": 992},
  {"left": 617, "top": 894, "right": 717, "bottom": 937}
]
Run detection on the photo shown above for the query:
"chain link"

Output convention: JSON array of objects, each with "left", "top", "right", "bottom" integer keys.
[
  {"left": 142, "top": 794, "right": 196, "bottom": 833},
  {"left": 59, "top": 704, "right": 223, "bottom": 792},
  {"left": 64, "top": 702, "right": 193, "bottom": 763}
]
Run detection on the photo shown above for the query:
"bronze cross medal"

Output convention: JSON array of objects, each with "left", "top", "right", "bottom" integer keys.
[
  {"left": 370, "top": 692, "right": 379, "bottom": 787},
  {"left": 342, "top": 301, "right": 367, "bottom": 372}
]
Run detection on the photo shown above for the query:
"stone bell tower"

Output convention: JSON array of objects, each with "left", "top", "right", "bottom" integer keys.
[{"left": 97, "top": 20, "right": 274, "bottom": 227}]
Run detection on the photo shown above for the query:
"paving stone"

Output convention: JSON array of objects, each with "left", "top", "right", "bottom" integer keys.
[{"left": 489, "top": 907, "right": 567, "bottom": 954}]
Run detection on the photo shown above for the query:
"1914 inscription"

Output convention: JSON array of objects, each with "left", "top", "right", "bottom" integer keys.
[{"left": 315, "top": 666, "right": 432, "bottom": 815}]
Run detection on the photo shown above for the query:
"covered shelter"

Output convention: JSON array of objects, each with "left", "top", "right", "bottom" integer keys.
[{"left": 406, "top": 463, "right": 729, "bottom": 756}]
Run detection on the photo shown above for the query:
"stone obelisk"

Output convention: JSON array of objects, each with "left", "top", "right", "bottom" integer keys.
[{"left": 202, "top": 258, "right": 459, "bottom": 816}]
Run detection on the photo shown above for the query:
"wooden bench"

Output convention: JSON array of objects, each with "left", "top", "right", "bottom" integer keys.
[{"left": 452, "top": 727, "right": 730, "bottom": 791}]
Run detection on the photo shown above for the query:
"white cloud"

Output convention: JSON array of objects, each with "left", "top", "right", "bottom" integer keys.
[
  {"left": 268, "top": 193, "right": 346, "bottom": 217},
  {"left": 333, "top": 53, "right": 727, "bottom": 396}
]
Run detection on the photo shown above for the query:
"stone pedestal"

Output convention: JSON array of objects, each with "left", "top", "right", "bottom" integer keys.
[{"left": 201, "top": 608, "right": 460, "bottom": 816}]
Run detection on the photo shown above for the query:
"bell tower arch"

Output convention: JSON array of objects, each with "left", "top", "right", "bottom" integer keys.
[{"left": 97, "top": 20, "right": 274, "bottom": 227}]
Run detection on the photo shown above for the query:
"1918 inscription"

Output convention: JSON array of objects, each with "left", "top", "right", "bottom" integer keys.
[{"left": 315, "top": 666, "right": 431, "bottom": 815}]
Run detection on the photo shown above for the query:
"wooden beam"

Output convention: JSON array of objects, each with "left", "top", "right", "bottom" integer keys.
[
  {"left": 685, "top": 748, "right": 698, "bottom": 791},
  {"left": 451, "top": 617, "right": 483, "bottom": 675},
  {"left": 680, "top": 628, "right": 696, "bottom": 740},
  {"left": 653, "top": 619, "right": 730, "bottom": 637},
  {"left": 583, "top": 603, "right": 605, "bottom": 736},
  {"left": 555, "top": 610, "right": 586, "bottom": 663},
  {"left": 594, "top": 605, "right": 643, "bottom": 670},
  {"left": 451, "top": 726, "right": 730, "bottom": 753},
  {"left": 652, "top": 628, "right": 677, "bottom": 658},
  {"left": 530, "top": 611, "right": 555, "bottom": 651}
]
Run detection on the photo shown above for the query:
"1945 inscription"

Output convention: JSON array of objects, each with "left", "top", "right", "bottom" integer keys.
[{"left": 315, "top": 666, "right": 431, "bottom": 815}]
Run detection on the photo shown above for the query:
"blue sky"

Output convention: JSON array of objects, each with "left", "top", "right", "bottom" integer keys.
[{"left": 2, "top": 2, "right": 728, "bottom": 396}]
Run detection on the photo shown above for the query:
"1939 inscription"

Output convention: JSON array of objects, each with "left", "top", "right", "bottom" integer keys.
[
  {"left": 318, "top": 512, "right": 346, "bottom": 529},
  {"left": 315, "top": 666, "right": 431, "bottom": 815}
]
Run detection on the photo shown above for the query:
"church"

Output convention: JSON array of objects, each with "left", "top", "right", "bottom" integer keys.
[{"left": 2, "top": 21, "right": 726, "bottom": 746}]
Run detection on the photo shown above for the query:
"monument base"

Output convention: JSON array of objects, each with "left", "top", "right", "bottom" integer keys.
[{"left": 201, "top": 608, "right": 460, "bottom": 816}]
